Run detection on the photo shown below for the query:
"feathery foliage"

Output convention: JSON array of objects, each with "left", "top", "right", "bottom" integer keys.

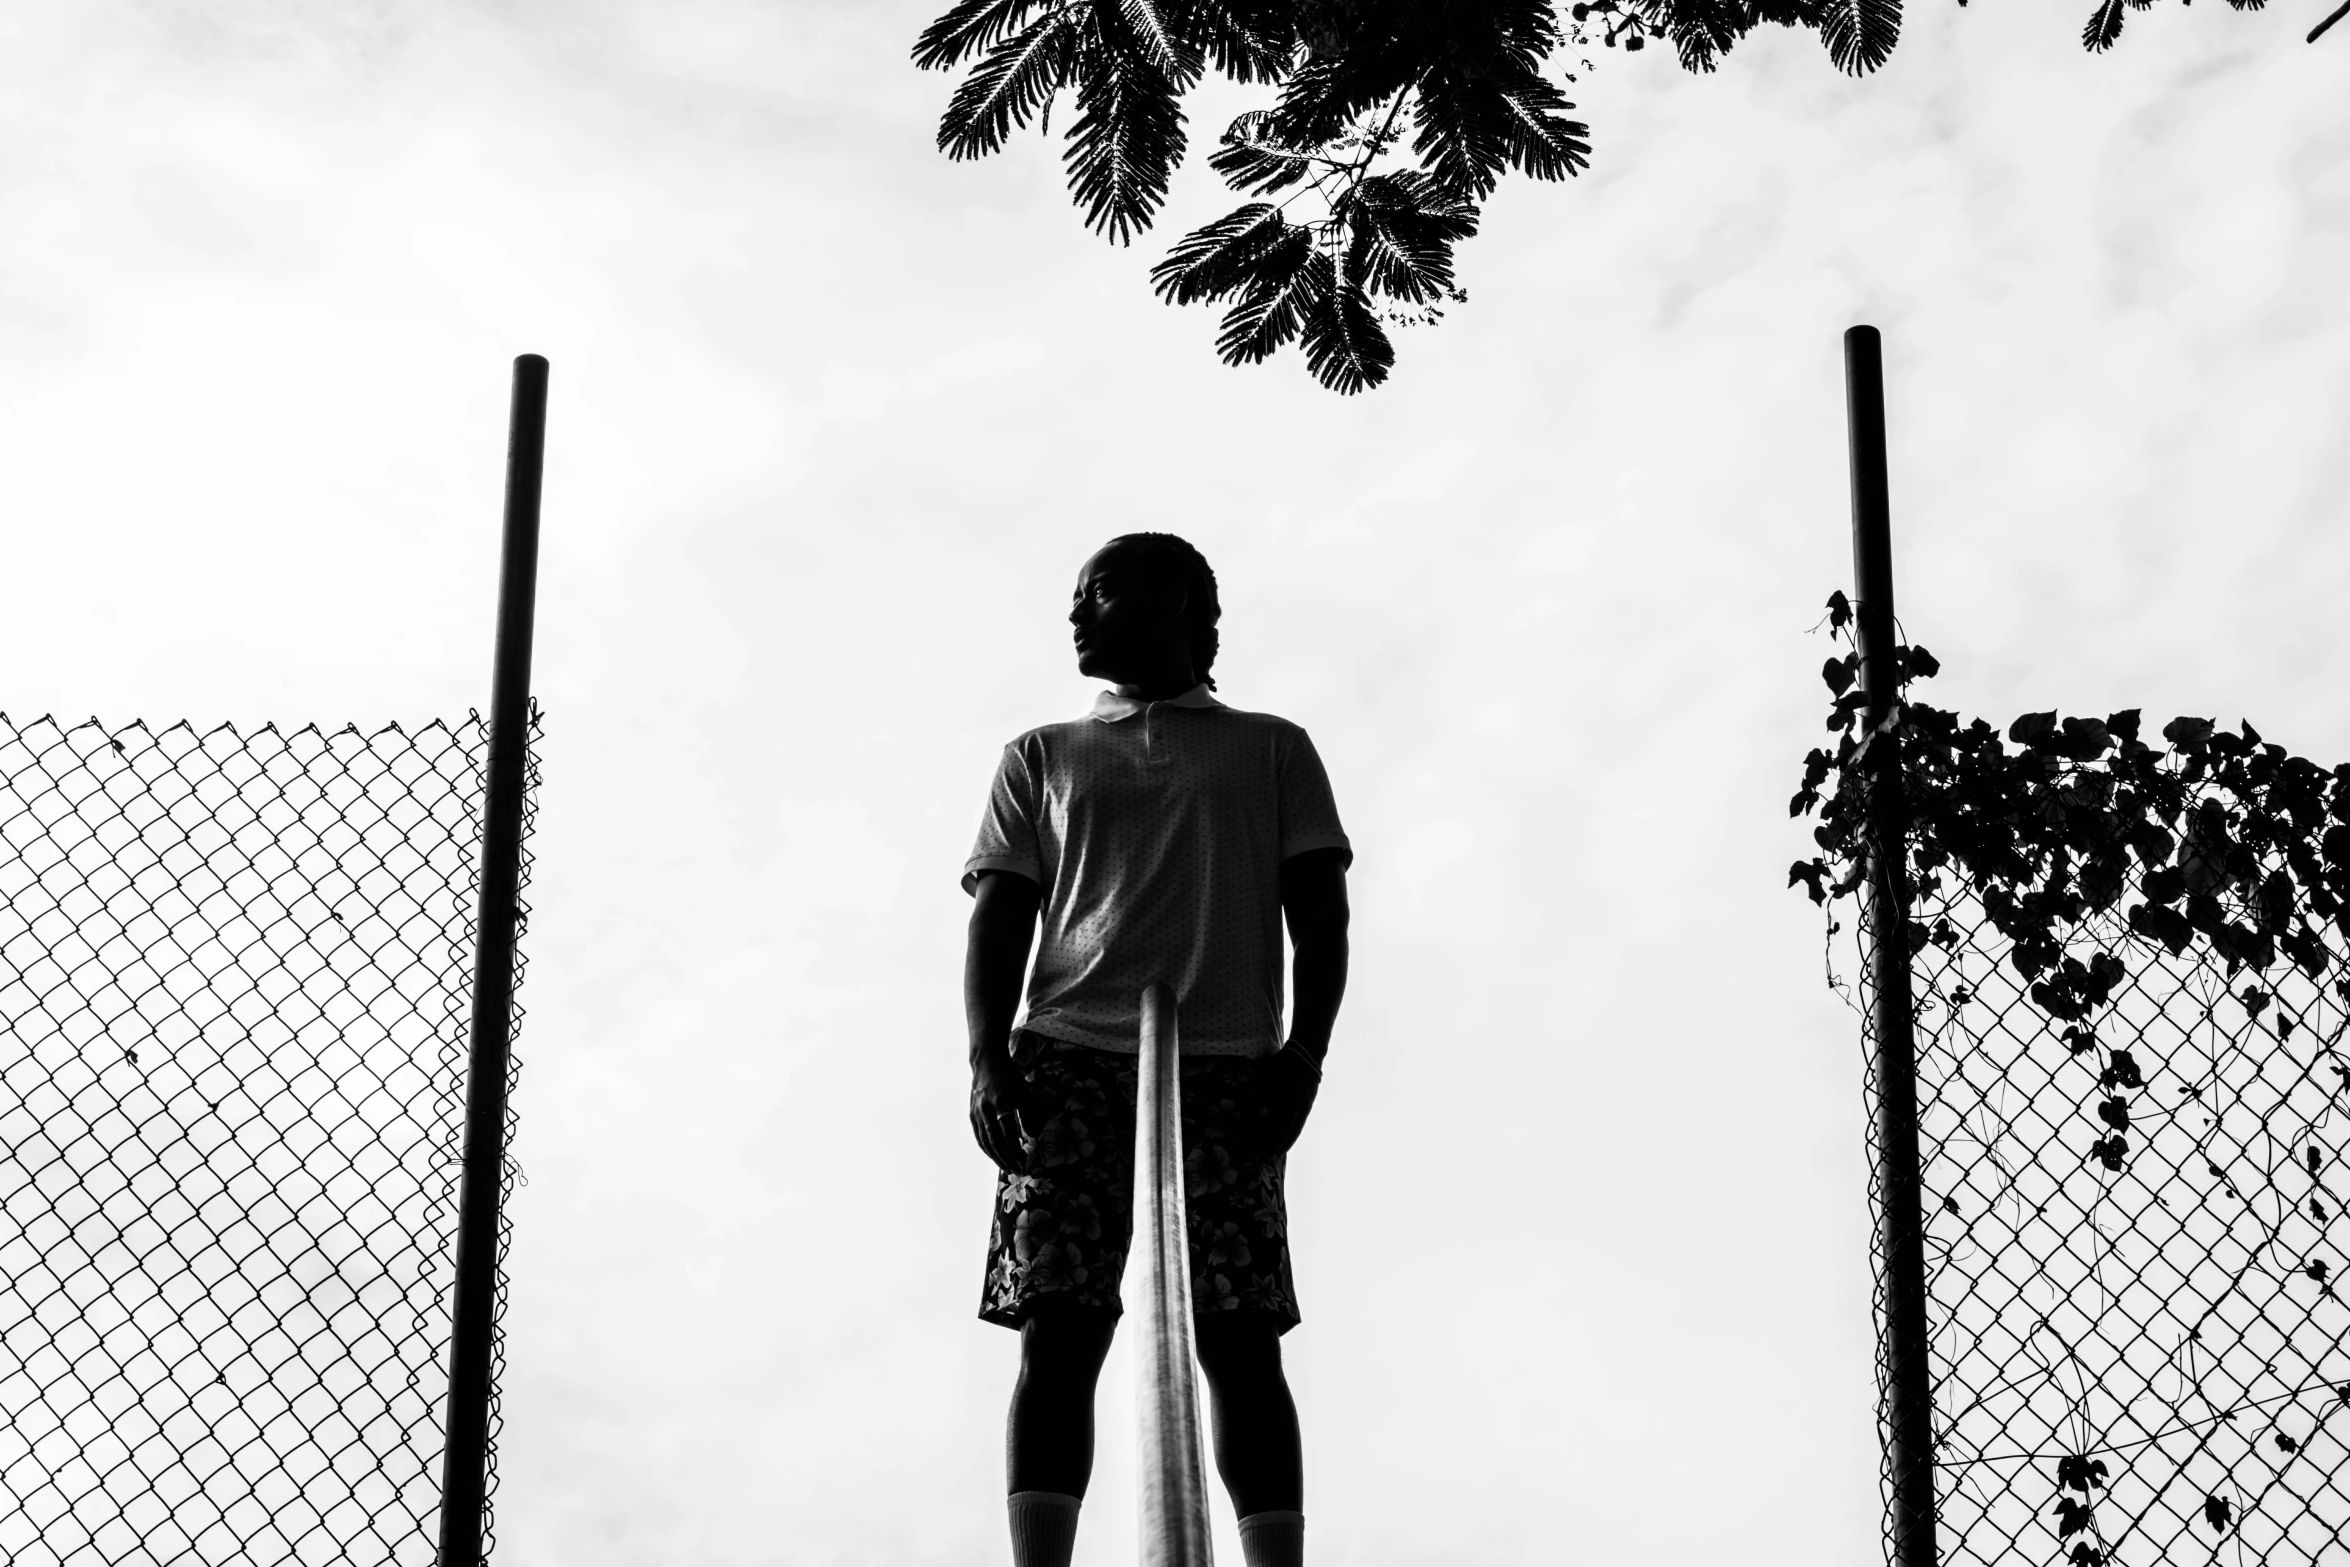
[{"left": 916, "top": 0, "right": 2322, "bottom": 393}]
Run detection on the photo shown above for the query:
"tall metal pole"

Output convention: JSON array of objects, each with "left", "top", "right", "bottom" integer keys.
[
  {"left": 1844, "top": 325, "right": 1937, "bottom": 1567},
  {"left": 437, "top": 353, "right": 548, "bottom": 1567},
  {"left": 1135, "top": 983, "right": 1214, "bottom": 1567}
]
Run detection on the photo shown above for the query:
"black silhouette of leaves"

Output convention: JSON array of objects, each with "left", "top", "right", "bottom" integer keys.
[
  {"left": 1209, "top": 111, "right": 1317, "bottom": 195},
  {"left": 1342, "top": 174, "right": 1479, "bottom": 303},
  {"left": 1790, "top": 590, "right": 2350, "bottom": 1194},
  {"left": 1816, "top": 0, "right": 1903, "bottom": 73},
  {"left": 931, "top": 9, "right": 1083, "bottom": 162},
  {"left": 916, "top": 0, "right": 2319, "bottom": 392}
]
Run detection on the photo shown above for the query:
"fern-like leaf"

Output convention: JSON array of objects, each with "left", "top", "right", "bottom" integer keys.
[
  {"left": 1116, "top": 0, "right": 1204, "bottom": 82},
  {"left": 914, "top": 0, "right": 1046, "bottom": 71},
  {"left": 1491, "top": 71, "right": 1591, "bottom": 182},
  {"left": 1340, "top": 173, "right": 1476, "bottom": 303},
  {"left": 1626, "top": 0, "right": 1756, "bottom": 72},
  {"left": 1190, "top": 0, "right": 1297, "bottom": 81},
  {"left": 1816, "top": 0, "right": 1901, "bottom": 74},
  {"left": 937, "top": 10, "right": 1080, "bottom": 159},
  {"left": 1300, "top": 277, "right": 1395, "bottom": 394},
  {"left": 1063, "top": 13, "right": 1188, "bottom": 243},
  {"left": 1411, "top": 83, "right": 1502, "bottom": 200},
  {"left": 1208, "top": 111, "right": 1318, "bottom": 195},
  {"left": 2082, "top": 0, "right": 2166, "bottom": 51},
  {"left": 1150, "top": 204, "right": 1293, "bottom": 303},
  {"left": 2081, "top": 0, "right": 2129, "bottom": 50},
  {"left": 1214, "top": 241, "right": 1329, "bottom": 364}
]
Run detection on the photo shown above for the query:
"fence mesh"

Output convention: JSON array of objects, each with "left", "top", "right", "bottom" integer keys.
[
  {"left": 1809, "top": 691, "right": 2350, "bottom": 1567},
  {"left": 0, "top": 710, "right": 539, "bottom": 1567}
]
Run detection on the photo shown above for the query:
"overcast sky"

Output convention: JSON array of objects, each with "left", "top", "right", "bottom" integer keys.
[{"left": 4, "top": 2, "right": 2347, "bottom": 1563}]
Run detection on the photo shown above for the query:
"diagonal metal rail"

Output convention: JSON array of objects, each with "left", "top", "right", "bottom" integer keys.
[{"left": 1134, "top": 982, "right": 1213, "bottom": 1567}]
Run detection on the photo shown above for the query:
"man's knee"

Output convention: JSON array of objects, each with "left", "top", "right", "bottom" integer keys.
[
  {"left": 1193, "top": 1310, "right": 1283, "bottom": 1388},
  {"left": 1019, "top": 1299, "right": 1118, "bottom": 1379}
]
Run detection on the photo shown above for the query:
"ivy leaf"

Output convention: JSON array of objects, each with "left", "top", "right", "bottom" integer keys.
[
  {"left": 2011, "top": 710, "right": 2060, "bottom": 746},
  {"left": 2163, "top": 715, "right": 2215, "bottom": 749},
  {"left": 2203, "top": 1494, "right": 2232, "bottom": 1535},
  {"left": 2062, "top": 715, "right": 2113, "bottom": 760},
  {"left": 1826, "top": 590, "right": 1852, "bottom": 636},
  {"left": 1789, "top": 860, "right": 1829, "bottom": 904},
  {"left": 1823, "top": 654, "right": 1858, "bottom": 696},
  {"left": 2056, "top": 1455, "right": 2110, "bottom": 1494},
  {"left": 2127, "top": 820, "right": 2175, "bottom": 868},
  {"left": 2323, "top": 824, "right": 2350, "bottom": 870}
]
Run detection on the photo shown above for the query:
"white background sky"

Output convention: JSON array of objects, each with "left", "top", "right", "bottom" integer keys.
[{"left": 4, "top": 2, "right": 2346, "bottom": 1563}]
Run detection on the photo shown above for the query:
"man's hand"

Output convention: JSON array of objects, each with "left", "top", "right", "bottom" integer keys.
[
  {"left": 969, "top": 1045, "right": 1037, "bottom": 1173},
  {"left": 1252, "top": 1044, "right": 1322, "bottom": 1157},
  {"left": 966, "top": 869, "right": 1044, "bottom": 1172}
]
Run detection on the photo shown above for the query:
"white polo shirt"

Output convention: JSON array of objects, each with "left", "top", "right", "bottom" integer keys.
[{"left": 964, "top": 685, "right": 1351, "bottom": 1057}]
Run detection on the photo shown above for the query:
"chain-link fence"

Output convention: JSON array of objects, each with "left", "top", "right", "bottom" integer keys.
[
  {"left": 1805, "top": 690, "right": 2350, "bottom": 1566},
  {"left": 0, "top": 709, "right": 539, "bottom": 1566}
]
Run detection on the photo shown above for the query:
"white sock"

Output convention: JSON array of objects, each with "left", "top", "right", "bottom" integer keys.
[
  {"left": 1238, "top": 1509, "right": 1304, "bottom": 1567},
  {"left": 1007, "top": 1490, "right": 1081, "bottom": 1567}
]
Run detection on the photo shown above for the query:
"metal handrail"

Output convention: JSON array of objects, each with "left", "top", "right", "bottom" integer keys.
[{"left": 1135, "top": 983, "right": 1214, "bottom": 1566}]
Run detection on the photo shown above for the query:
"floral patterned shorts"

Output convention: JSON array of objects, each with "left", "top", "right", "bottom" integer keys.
[{"left": 979, "top": 1034, "right": 1299, "bottom": 1333}]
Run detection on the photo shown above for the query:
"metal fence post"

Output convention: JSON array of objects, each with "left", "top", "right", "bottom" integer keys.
[
  {"left": 436, "top": 354, "right": 548, "bottom": 1567},
  {"left": 1844, "top": 325, "right": 1938, "bottom": 1567},
  {"left": 1135, "top": 983, "right": 1215, "bottom": 1567}
]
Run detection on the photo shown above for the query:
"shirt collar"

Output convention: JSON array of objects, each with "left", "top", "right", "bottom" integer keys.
[{"left": 1089, "top": 684, "right": 1224, "bottom": 722}]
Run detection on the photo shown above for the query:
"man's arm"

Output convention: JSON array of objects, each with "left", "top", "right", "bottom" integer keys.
[
  {"left": 1281, "top": 846, "right": 1350, "bottom": 1064},
  {"left": 1255, "top": 847, "right": 1348, "bottom": 1155},
  {"left": 965, "top": 869, "right": 1042, "bottom": 1169}
]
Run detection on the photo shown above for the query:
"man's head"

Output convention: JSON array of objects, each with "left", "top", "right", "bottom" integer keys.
[{"left": 1068, "top": 533, "right": 1222, "bottom": 695}]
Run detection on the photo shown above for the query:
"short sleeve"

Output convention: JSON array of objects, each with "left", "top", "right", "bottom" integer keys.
[
  {"left": 1278, "top": 728, "right": 1352, "bottom": 867},
  {"left": 962, "top": 742, "right": 1046, "bottom": 894}
]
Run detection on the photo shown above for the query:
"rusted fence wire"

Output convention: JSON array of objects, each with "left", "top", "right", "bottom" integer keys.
[{"left": 0, "top": 709, "right": 539, "bottom": 1566}]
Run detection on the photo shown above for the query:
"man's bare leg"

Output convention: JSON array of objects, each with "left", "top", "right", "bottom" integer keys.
[
  {"left": 1195, "top": 1312, "right": 1305, "bottom": 1565},
  {"left": 1005, "top": 1299, "right": 1116, "bottom": 1567}
]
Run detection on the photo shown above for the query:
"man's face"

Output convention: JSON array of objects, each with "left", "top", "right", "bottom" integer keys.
[{"left": 1069, "top": 545, "right": 1184, "bottom": 683}]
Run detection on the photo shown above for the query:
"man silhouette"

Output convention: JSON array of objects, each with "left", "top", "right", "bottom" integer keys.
[{"left": 963, "top": 534, "right": 1351, "bottom": 1567}]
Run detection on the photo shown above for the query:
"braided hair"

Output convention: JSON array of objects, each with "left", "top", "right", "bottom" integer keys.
[{"left": 1105, "top": 532, "right": 1222, "bottom": 690}]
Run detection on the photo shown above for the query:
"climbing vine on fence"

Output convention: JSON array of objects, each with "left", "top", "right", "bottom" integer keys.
[
  {"left": 1786, "top": 591, "right": 2350, "bottom": 1567},
  {"left": 1789, "top": 590, "right": 2350, "bottom": 1060}
]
